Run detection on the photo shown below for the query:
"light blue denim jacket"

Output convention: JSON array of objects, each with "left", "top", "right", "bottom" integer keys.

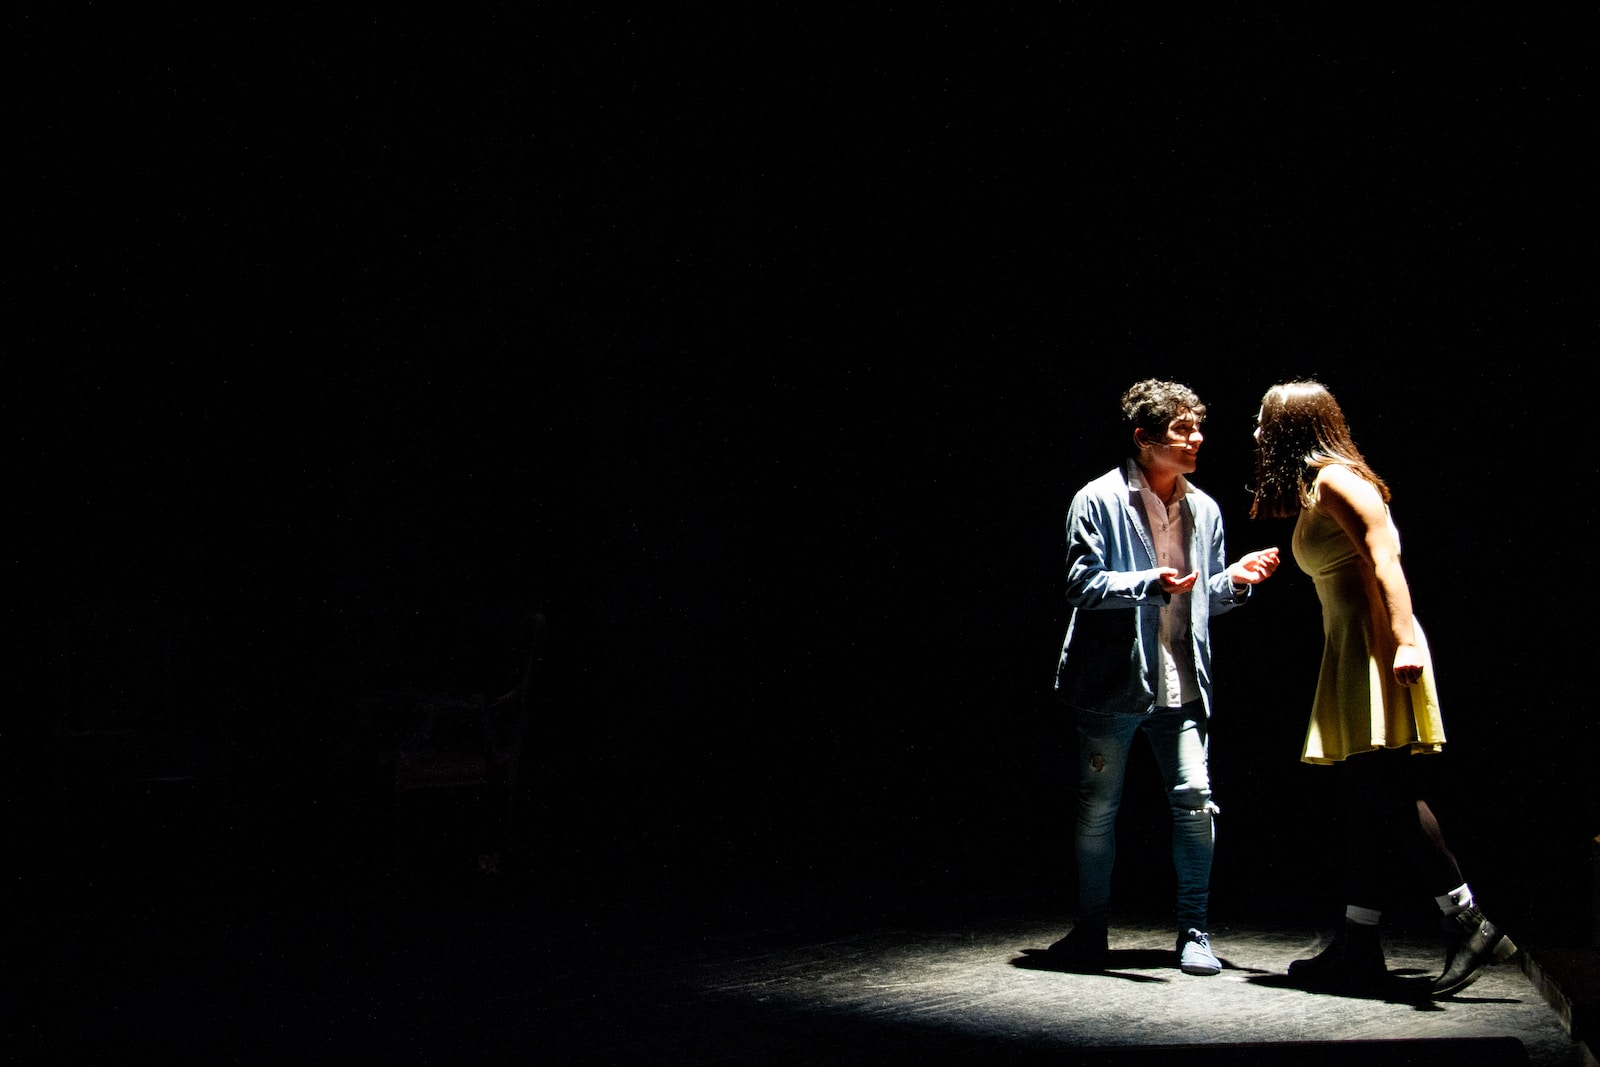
[{"left": 1054, "top": 462, "right": 1247, "bottom": 716}]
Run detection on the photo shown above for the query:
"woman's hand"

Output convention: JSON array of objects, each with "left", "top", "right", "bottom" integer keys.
[{"left": 1393, "top": 645, "right": 1425, "bottom": 686}]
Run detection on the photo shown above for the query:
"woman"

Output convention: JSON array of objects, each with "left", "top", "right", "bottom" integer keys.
[{"left": 1250, "top": 380, "right": 1514, "bottom": 997}]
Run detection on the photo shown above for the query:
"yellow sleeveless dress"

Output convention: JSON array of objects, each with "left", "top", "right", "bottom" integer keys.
[{"left": 1291, "top": 471, "right": 1446, "bottom": 764}]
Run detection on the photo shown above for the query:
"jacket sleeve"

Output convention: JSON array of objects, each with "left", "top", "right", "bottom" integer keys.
[
  {"left": 1064, "top": 488, "right": 1167, "bottom": 610},
  {"left": 1202, "top": 498, "right": 1248, "bottom": 615}
]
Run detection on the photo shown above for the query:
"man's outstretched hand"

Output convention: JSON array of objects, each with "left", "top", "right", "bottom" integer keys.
[
  {"left": 1156, "top": 568, "right": 1200, "bottom": 595},
  {"left": 1227, "top": 547, "right": 1281, "bottom": 586}
]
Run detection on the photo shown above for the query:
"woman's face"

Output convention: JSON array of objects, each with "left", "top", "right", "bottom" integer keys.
[{"left": 1253, "top": 391, "right": 1285, "bottom": 448}]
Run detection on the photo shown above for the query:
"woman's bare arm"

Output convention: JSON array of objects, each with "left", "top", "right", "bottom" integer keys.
[{"left": 1314, "top": 463, "right": 1425, "bottom": 686}]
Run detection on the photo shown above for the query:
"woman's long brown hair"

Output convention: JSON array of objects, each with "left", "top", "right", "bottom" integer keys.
[{"left": 1250, "top": 380, "right": 1390, "bottom": 519}]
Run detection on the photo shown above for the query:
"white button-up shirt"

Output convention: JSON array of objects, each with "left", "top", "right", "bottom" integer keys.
[{"left": 1130, "top": 462, "right": 1201, "bottom": 708}]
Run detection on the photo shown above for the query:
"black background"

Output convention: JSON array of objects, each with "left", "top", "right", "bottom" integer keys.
[{"left": 10, "top": 9, "right": 1594, "bottom": 942}]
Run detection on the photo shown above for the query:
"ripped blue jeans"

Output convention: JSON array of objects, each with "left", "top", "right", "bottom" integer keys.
[{"left": 1074, "top": 701, "right": 1215, "bottom": 932}]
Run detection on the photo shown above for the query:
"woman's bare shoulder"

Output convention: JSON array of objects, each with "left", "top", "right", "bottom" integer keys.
[
  {"left": 1314, "top": 462, "right": 1363, "bottom": 490},
  {"left": 1314, "top": 463, "right": 1385, "bottom": 514}
]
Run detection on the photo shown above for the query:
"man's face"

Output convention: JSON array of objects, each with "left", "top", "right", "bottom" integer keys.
[{"left": 1142, "top": 410, "right": 1203, "bottom": 477}]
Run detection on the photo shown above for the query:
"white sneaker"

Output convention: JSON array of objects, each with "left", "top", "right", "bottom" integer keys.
[{"left": 1177, "top": 928, "right": 1221, "bottom": 975}]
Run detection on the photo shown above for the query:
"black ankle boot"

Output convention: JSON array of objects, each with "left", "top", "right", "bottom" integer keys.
[
  {"left": 1045, "top": 920, "right": 1109, "bottom": 973},
  {"left": 1431, "top": 905, "right": 1517, "bottom": 997},
  {"left": 1287, "top": 920, "right": 1387, "bottom": 991}
]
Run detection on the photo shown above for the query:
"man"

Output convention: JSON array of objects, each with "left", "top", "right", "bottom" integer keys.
[{"left": 1048, "top": 379, "right": 1279, "bottom": 975}]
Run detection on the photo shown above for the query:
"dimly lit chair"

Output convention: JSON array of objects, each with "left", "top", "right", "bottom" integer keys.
[{"left": 382, "top": 606, "right": 546, "bottom": 874}]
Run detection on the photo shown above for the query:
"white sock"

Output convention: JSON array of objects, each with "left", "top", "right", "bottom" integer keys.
[
  {"left": 1345, "top": 905, "right": 1382, "bottom": 927},
  {"left": 1435, "top": 883, "right": 1473, "bottom": 916}
]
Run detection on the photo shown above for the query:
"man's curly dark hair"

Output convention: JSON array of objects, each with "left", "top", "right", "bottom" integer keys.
[{"left": 1120, "top": 379, "right": 1206, "bottom": 439}]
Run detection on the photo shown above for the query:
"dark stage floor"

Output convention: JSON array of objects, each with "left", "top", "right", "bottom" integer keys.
[{"left": 15, "top": 865, "right": 1592, "bottom": 1066}]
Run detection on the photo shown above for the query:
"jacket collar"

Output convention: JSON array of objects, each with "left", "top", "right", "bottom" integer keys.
[{"left": 1125, "top": 459, "right": 1190, "bottom": 507}]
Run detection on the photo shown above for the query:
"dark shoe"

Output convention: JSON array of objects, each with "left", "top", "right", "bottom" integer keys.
[
  {"left": 1431, "top": 905, "right": 1517, "bottom": 997},
  {"left": 1177, "top": 928, "right": 1221, "bottom": 975},
  {"left": 1287, "top": 921, "right": 1387, "bottom": 991},
  {"left": 1045, "top": 921, "right": 1109, "bottom": 972}
]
